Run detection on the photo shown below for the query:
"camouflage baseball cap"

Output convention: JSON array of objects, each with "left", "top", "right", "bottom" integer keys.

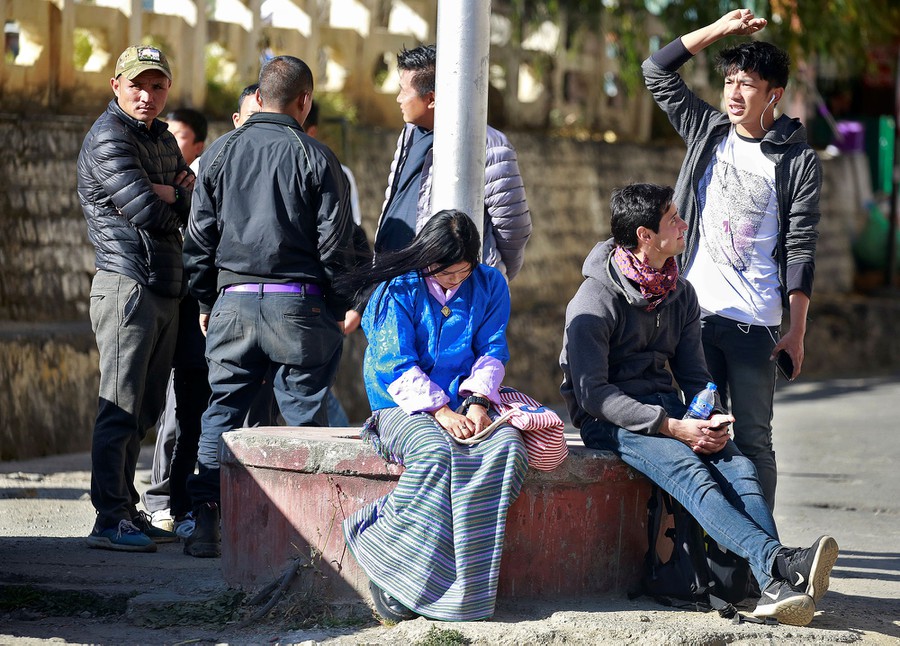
[{"left": 115, "top": 45, "right": 172, "bottom": 81}]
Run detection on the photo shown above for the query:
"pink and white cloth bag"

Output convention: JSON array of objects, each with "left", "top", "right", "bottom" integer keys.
[{"left": 495, "top": 386, "right": 568, "bottom": 471}]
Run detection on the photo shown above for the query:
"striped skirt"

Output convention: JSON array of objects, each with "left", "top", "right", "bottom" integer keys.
[{"left": 342, "top": 407, "right": 529, "bottom": 621}]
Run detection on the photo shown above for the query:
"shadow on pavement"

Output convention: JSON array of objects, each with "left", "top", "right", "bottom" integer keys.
[
  {"left": 831, "top": 550, "right": 900, "bottom": 584},
  {"left": 775, "top": 375, "right": 900, "bottom": 404},
  {"left": 809, "top": 590, "right": 900, "bottom": 640},
  {"left": 0, "top": 486, "right": 90, "bottom": 501}
]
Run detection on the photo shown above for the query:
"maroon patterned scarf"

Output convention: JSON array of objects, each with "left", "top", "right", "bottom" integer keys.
[{"left": 612, "top": 245, "right": 678, "bottom": 311}]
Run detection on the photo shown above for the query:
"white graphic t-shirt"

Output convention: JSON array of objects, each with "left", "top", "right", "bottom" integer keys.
[{"left": 685, "top": 127, "right": 781, "bottom": 326}]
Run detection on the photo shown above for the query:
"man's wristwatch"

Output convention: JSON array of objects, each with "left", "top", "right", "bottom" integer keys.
[{"left": 462, "top": 395, "right": 491, "bottom": 414}]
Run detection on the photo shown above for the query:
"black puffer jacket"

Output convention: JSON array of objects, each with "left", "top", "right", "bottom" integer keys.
[{"left": 77, "top": 100, "right": 192, "bottom": 298}]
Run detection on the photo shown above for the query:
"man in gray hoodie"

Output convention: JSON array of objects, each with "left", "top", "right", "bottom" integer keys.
[
  {"left": 642, "top": 9, "right": 822, "bottom": 510},
  {"left": 560, "top": 183, "right": 836, "bottom": 626}
]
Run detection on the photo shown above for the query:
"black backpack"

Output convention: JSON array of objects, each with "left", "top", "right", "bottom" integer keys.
[{"left": 632, "top": 485, "right": 768, "bottom": 622}]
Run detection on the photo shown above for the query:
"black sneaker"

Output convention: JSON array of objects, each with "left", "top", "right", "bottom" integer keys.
[
  {"left": 752, "top": 579, "right": 815, "bottom": 626},
  {"left": 85, "top": 519, "right": 157, "bottom": 553},
  {"left": 778, "top": 535, "right": 839, "bottom": 604},
  {"left": 132, "top": 510, "right": 179, "bottom": 543},
  {"left": 369, "top": 580, "right": 416, "bottom": 623},
  {"left": 184, "top": 502, "right": 221, "bottom": 558}
]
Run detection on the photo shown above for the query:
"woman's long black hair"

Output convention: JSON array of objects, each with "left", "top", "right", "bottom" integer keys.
[{"left": 338, "top": 209, "right": 481, "bottom": 303}]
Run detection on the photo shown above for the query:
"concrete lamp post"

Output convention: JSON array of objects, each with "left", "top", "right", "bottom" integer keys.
[{"left": 430, "top": 0, "right": 491, "bottom": 244}]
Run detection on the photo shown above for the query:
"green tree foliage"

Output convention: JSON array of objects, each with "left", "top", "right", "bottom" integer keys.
[
  {"left": 72, "top": 29, "right": 93, "bottom": 70},
  {"left": 649, "top": 1, "right": 900, "bottom": 76},
  {"left": 203, "top": 42, "right": 243, "bottom": 120},
  {"left": 508, "top": 1, "right": 900, "bottom": 87}
]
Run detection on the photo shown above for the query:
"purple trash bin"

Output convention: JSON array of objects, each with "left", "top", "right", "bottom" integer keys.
[{"left": 836, "top": 120, "right": 865, "bottom": 153}]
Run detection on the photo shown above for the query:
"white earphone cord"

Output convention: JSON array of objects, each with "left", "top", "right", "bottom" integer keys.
[{"left": 760, "top": 94, "right": 776, "bottom": 133}]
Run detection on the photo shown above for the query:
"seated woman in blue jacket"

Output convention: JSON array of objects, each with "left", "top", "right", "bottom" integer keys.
[{"left": 340, "top": 209, "right": 528, "bottom": 623}]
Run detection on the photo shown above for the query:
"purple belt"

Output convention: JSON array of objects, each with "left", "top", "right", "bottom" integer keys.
[{"left": 223, "top": 282, "right": 323, "bottom": 295}]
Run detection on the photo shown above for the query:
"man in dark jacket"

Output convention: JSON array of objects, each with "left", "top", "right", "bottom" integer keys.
[
  {"left": 339, "top": 44, "right": 531, "bottom": 336},
  {"left": 77, "top": 45, "right": 193, "bottom": 552},
  {"left": 375, "top": 45, "right": 532, "bottom": 282},
  {"left": 642, "top": 9, "right": 822, "bottom": 509},
  {"left": 182, "top": 55, "right": 355, "bottom": 558},
  {"left": 560, "top": 183, "right": 837, "bottom": 626}
]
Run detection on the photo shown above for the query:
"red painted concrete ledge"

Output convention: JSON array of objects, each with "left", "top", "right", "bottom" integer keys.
[{"left": 220, "top": 427, "right": 651, "bottom": 614}]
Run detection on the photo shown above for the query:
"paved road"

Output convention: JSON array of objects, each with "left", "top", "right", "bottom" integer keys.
[
  {"left": 766, "top": 375, "right": 900, "bottom": 643},
  {"left": 1, "top": 375, "right": 898, "bottom": 644}
]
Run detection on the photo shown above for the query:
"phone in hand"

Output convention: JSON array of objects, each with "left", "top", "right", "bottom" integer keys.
[{"left": 776, "top": 350, "right": 794, "bottom": 381}]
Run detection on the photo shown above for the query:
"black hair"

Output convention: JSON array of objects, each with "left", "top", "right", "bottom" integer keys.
[
  {"left": 337, "top": 209, "right": 480, "bottom": 303},
  {"left": 609, "top": 184, "right": 675, "bottom": 249},
  {"left": 715, "top": 41, "right": 790, "bottom": 89},
  {"left": 258, "top": 56, "right": 313, "bottom": 109},
  {"left": 397, "top": 44, "right": 436, "bottom": 96},
  {"left": 166, "top": 107, "right": 208, "bottom": 143},
  {"left": 306, "top": 99, "right": 319, "bottom": 128},
  {"left": 237, "top": 83, "right": 259, "bottom": 110}
]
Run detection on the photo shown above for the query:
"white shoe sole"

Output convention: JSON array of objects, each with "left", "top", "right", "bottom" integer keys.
[
  {"left": 753, "top": 592, "right": 815, "bottom": 627},
  {"left": 807, "top": 535, "right": 839, "bottom": 604}
]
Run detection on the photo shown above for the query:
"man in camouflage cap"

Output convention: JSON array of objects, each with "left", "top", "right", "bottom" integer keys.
[
  {"left": 76, "top": 44, "right": 193, "bottom": 552},
  {"left": 114, "top": 45, "right": 172, "bottom": 81}
]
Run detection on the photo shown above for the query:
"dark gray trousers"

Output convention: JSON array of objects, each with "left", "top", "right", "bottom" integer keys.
[{"left": 89, "top": 270, "right": 178, "bottom": 529}]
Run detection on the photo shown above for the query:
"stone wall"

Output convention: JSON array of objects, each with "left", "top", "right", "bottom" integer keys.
[
  {"left": 0, "top": 115, "right": 95, "bottom": 322},
  {"left": 0, "top": 322, "right": 98, "bottom": 460},
  {"left": 0, "top": 114, "right": 882, "bottom": 460}
]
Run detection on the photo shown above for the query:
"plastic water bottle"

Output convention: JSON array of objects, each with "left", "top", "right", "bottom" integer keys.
[{"left": 684, "top": 382, "right": 717, "bottom": 420}]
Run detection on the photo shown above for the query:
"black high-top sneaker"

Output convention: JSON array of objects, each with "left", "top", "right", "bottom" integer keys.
[
  {"left": 183, "top": 502, "right": 221, "bottom": 558},
  {"left": 132, "top": 510, "right": 178, "bottom": 543},
  {"left": 777, "top": 535, "right": 839, "bottom": 604}
]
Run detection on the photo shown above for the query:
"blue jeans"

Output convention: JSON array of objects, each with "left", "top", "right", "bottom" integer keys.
[
  {"left": 188, "top": 289, "right": 343, "bottom": 505},
  {"left": 700, "top": 314, "right": 778, "bottom": 510},
  {"left": 580, "top": 392, "right": 782, "bottom": 589},
  {"left": 326, "top": 390, "right": 350, "bottom": 427},
  {"left": 240, "top": 371, "right": 348, "bottom": 427}
]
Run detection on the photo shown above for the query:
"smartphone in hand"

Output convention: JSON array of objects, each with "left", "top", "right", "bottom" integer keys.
[{"left": 776, "top": 350, "right": 794, "bottom": 381}]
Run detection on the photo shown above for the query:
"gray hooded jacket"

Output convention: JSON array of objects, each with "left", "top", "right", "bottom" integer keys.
[
  {"left": 642, "top": 38, "right": 822, "bottom": 305},
  {"left": 560, "top": 239, "right": 714, "bottom": 434}
]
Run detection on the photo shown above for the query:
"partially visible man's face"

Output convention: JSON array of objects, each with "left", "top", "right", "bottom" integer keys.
[
  {"left": 111, "top": 70, "right": 171, "bottom": 125},
  {"left": 168, "top": 121, "right": 203, "bottom": 165},
  {"left": 397, "top": 69, "right": 434, "bottom": 129},
  {"left": 652, "top": 202, "right": 688, "bottom": 259},
  {"left": 232, "top": 93, "right": 261, "bottom": 128}
]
